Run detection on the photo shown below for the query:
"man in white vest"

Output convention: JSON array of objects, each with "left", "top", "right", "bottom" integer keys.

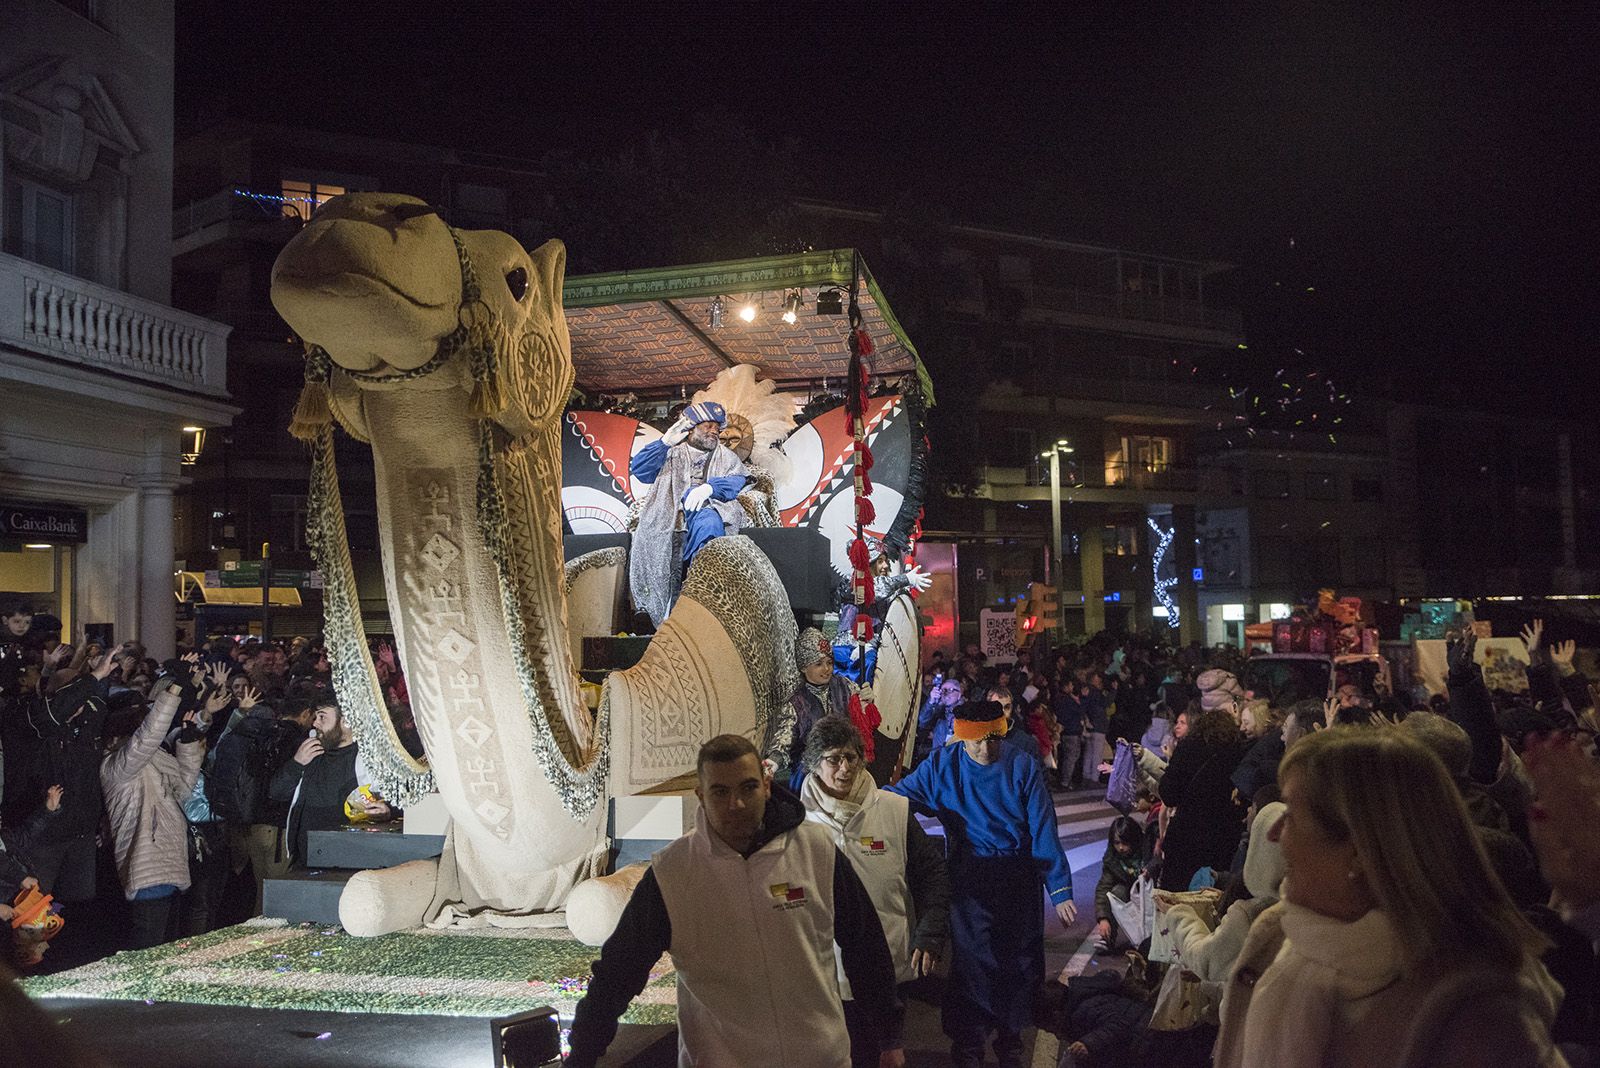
[
  {"left": 799, "top": 715, "right": 950, "bottom": 1068},
  {"left": 566, "top": 734, "right": 905, "bottom": 1068}
]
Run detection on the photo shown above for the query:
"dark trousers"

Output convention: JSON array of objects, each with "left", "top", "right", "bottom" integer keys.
[
  {"left": 29, "top": 833, "right": 97, "bottom": 902},
  {"left": 128, "top": 894, "right": 178, "bottom": 950},
  {"left": 944, "top": 855, "right": 1044, "bottom": 1066},
  {"left": 181, "top": 822, "right": 229, "bottom": 936}
]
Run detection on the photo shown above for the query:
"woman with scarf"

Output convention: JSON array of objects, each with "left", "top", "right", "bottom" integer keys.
[
  {"left": 799, "top": 715, "right": 949, "bottom": 1068},
  {"left": 1214, "top": 727, "right": 1567, "bottom": 1068}
]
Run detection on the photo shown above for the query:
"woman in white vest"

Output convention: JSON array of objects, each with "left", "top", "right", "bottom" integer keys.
[{"left": 800, "top": 716, "right": 951, "bottom": 1068}]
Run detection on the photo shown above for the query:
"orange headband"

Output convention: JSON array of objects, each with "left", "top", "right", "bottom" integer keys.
[{"left": 951, "top": 715, "right": 1007, "bottom": 742}]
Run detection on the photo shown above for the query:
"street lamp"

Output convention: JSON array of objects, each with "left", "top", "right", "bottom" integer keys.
[{"left": 1040, "top": 439, "right": 1074, "bottom": 634}]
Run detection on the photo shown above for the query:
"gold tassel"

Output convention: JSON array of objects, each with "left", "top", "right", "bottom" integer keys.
[
  {"left": 464, "top": 304, "right": 510, "bottom": 418},
  {"left": 289, "top": 344, "right": 334, "bottom": 441}
]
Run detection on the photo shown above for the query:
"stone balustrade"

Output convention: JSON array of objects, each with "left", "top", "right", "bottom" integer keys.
[{"left": 0, "top": 250, "right": 230, "bottom": 397}]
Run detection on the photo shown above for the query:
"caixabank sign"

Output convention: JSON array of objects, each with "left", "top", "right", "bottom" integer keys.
[{"left": 1, "top": 502, "right": 89, "bottom": 544}]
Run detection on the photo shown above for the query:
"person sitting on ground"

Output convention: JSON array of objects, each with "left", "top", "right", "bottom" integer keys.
[
  {"left": 267, "top": 698, "right": 392, "bottom": 867},
  {"left": 1213, "top": 727, "right": 1568, "bottom": 1068},
  {"left": 1092, "top": 816, "right": 1147, "bottom": 954},
  {"left": 799, "top": 716, "right": 949, "bottom": 1068}
]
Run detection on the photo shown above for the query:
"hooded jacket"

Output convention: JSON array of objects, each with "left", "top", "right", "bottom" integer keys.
[
  {"left": 100, "top": 687, "right": 204, "bottom": 899},
  {"left": 267, "top": 737, "right": 361, "bottom": 865},
  {"left": 567, "top": 785, "right": 901, "bottom": 1068}
]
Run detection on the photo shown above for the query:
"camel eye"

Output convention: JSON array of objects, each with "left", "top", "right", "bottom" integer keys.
[{"left": 504, "top": 266, "right": 529, "bottom": 301}]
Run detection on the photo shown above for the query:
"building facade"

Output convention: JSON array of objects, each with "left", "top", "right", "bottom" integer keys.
[{"left": 1, "top": 0, "right": 233, "bottom": 659}]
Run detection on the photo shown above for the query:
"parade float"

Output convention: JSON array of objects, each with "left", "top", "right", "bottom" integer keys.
[
  {"left": 23, "top": 195, "right": 934, "bottom": 1057},
  {"left": 263, "top": 194, "right": 933, "bottom": 937}
]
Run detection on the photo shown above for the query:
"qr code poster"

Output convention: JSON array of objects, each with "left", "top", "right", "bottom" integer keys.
[{"left": 979, "top": 609, "right": 1018, "bottom": 665}]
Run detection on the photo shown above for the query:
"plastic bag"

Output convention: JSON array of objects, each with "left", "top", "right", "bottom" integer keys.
[
  {"left": 1107, "top": 871, "right": 1155, "bottom": 946},
  {"left": 1105, "top": 739, "right": 1138, "bottom": 814}
]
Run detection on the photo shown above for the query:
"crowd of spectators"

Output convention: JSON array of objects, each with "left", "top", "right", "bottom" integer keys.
[{"left": 0, "top": 599, "right": 404, "bottom": 973}]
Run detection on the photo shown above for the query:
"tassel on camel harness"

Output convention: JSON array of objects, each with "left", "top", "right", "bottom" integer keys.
[{"left": 289, "top": 343, "right": 334, "bottom": 442}]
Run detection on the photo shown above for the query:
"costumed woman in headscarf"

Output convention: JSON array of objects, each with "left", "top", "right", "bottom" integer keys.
[{"left": 768, "top": 627, "right": 866, "bottom": 792}]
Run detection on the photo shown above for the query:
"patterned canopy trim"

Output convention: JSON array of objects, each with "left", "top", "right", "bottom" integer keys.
[{"left": 563, "top": 249, "right": 933, "bottom": 403}]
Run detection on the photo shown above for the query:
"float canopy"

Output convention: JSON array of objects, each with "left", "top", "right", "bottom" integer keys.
[{"left": 563, "top": 249, "right": 931, "bottom": 401}]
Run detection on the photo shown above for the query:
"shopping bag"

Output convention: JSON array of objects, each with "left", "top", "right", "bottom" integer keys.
[
  {"left": 1149, "top": 888, "right": 1220, "bottom": 963},
  {"left": 1149, "top": 962, "right": 1222, "bottom": 1031},
  {"left": 1107, "top": 871, "right": 1155, "bottom": 946},
  {"left": 1105, "top": 740, "right": 1138, "bottom": 814}
]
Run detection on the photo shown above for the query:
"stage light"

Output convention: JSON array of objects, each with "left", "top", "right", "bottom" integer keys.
[
  {"left": 708, "top": 295, "right": 724, "bottom": 329},
  {"left": 738, "top": 301, "right": 757, "bottom": 323},
  {"left": 781, "top": 289, "right": 801, "bottom": 324},
  {"left": 24, "top": 544, "right": 51, "bottom": 550},
  {"left": 816, "top": 288, "right": 844, "bottom": 315},
  {"left": 489, "top": 1006, "right": 562, "bottom": 1066}
]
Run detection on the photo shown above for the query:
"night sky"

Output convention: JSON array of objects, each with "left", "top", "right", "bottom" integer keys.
[{"left": 177, "top": 6, "right": 1599, "bottom": 417}]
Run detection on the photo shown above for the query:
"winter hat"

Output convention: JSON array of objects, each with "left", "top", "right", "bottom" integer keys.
[
  {"left": 951, "top": 699, "right": 1008, "bottom": 742},
  {"left": 681, "top": 401, "right": 726, "bottom": 428},
  {"left": 795, "top": 627, "right": 831, "bottom": 672},
  {"left": 1196, "top": 668, "right": 1245, "bottom": 713},
  {"left": 1243, "top": 801, "right": 1288, "bottom": 899}
]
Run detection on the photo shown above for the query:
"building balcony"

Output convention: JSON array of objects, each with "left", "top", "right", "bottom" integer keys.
[
  {"left": 972, "top": 462, "right": 1242, "bottom": 505},
  {"left": 0, "top": 249, "right": 231, "bottom": 398},
  {"left": 1025, "top": 282, "right": 1243, "bottom": 343},
  {"left": 172, "top": 186, "right": 308, "bottom": 258}
]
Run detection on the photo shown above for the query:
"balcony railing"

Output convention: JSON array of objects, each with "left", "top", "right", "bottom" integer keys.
[
  {"left": 173, "top": 187, "right": 305, "bottom": 241},
  {"left": 0, "top": 250, "right": 231, "bottom": 397},
  {"left": 1029, "top": 282, "right": 1243, "bottom": 334}
]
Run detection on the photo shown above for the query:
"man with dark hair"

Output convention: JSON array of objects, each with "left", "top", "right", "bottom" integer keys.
[
  {"left": 568, "top": 733, "right": 905, "bottom": 1067},
  {"left": 985, "top": 685, "right": 1041, "bottom": 764},
  {"left": 888, "top": 701, "right": 1077, "bottom": 1068}
]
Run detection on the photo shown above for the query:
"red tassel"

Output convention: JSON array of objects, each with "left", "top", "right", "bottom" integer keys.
[
  {"left": 855, "top": 329, "right": 875, "bottom": 356},
  {"left": 848, "top": 538, "right": 871, "bottom": 570},
  {"left": 848, "top": 694, "right": 878, "bottom": 762},
  {"left": 857, "top": 441, "right": 874, "bottom": 472},
  {"left": 860, "top": 469, "right": 873, "bottom": 497},
  {"left": 856, "top": 497, "right": 876, "bottom": 524}
]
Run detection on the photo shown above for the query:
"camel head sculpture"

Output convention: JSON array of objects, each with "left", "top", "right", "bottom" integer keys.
[{"left": 272, "top": 191, "right": 570, "bottom": 445}]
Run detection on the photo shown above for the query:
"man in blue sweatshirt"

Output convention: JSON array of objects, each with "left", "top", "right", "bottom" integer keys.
[{"left": 887, "top": 700, "right": 1077, "bottom": 1068}]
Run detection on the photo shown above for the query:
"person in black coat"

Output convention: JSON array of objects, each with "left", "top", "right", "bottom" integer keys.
[
  {"left": 267, "top": 699, "right": 392, "bottom": 866},
  {"left": 1229, "top": 699, "right": 1288, "bottom": 803},
  {"left": 1156, "top": 708, "right": 1248, "bottom": 891}
]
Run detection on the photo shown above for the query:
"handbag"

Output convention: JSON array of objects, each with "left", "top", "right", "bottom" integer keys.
[
  {"left": 1107, "top": 871, "right": 1155, "bottom": 946},
  {"left": 1149, "top": 888, "right": 1220, "bottom": 963},
  {"left": 1105, "top": 739, "right": 1138, "bottom": 814}
]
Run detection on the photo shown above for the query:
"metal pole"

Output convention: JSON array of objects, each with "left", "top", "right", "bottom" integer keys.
[
  {"left": 261, "top": 541, "right": 273, "bottom": 645},
  {"left": 1050, "top": 448, "right": 1064, "bottom": 633}
]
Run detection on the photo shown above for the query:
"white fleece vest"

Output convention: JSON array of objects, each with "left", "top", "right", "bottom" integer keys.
[
  {"left": 804, "top": 787, "right": 916, "bottom": 990},
  {"left": 651, "top": 810, "right": 850, "bottom": 1068}
]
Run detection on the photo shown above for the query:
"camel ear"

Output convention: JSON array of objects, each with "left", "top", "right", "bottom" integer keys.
[{"left": 528, "top": 239, "right": 568, "bottom": 343}]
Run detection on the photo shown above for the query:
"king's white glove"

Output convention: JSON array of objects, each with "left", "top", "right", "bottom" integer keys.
[
  {"left": 906, "top": 565, "right": 933, "bottom": 592},
  {"left": 661, "top": 415, "right": 694, "bottom": 448},
  {"left": 682, "top": 483, "right": 714, "bottom": 512}
]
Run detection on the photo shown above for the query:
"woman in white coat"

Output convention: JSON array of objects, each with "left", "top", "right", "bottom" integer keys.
[{"left": 1214, "top": 726, "right": 1568, "bottom": 1068}]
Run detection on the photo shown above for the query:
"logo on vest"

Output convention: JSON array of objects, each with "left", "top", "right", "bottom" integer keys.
[
  {"left": 768, "top": 882, "right": 808, "bottom": 910},
  {"left": 858, "top": 837, "right": 887, "bottom": 855}
]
